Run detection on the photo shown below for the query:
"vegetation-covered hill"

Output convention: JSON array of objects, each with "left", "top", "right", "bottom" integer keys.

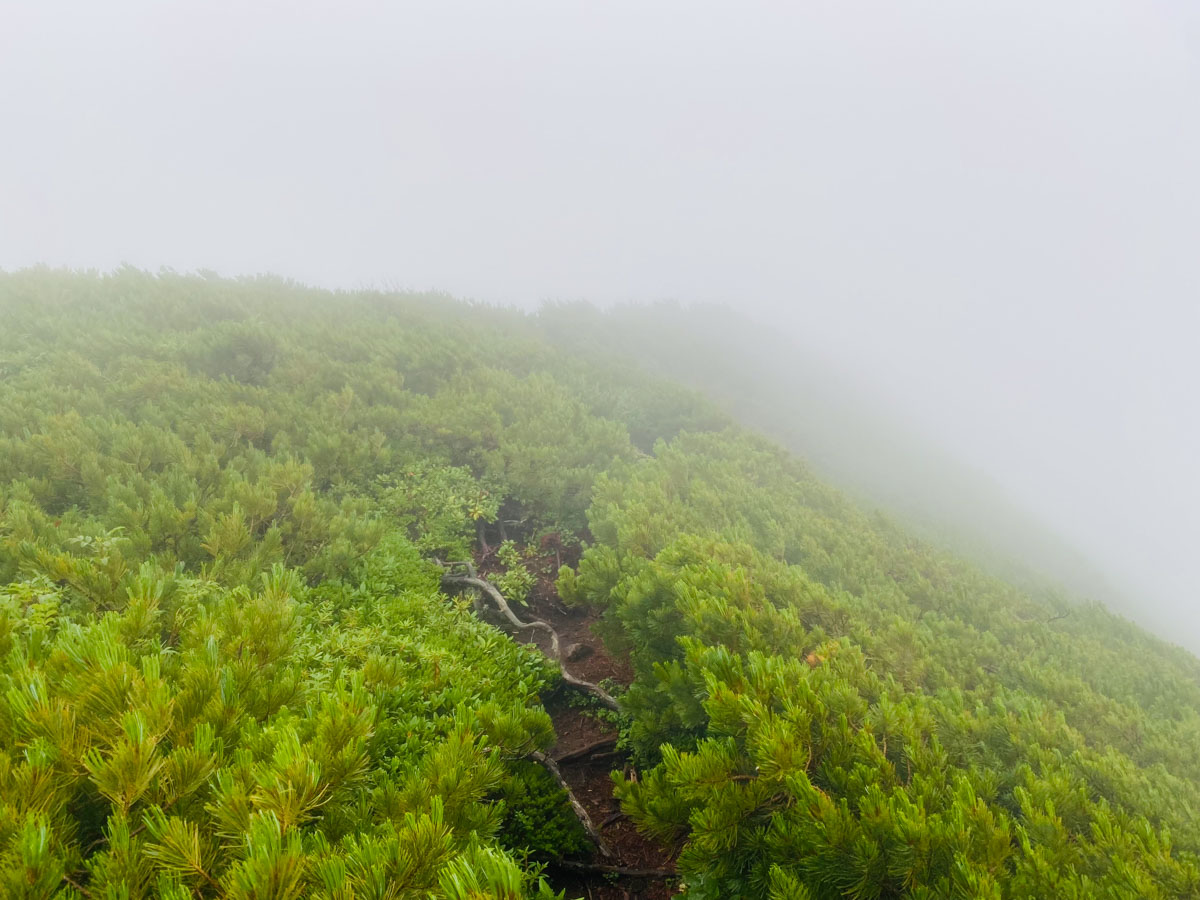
[
  {"left": 2, "top": 268, "right": 1199, "bottom": 899},
  {"left": 536, "top": 302, "right": 1128, "bottom": 610}
]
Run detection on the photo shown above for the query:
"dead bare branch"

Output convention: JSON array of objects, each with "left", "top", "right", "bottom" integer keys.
[
  {"left": 555, "top": 737, "right": 619, "bottom": 765},
  {"left": 440, "top": 571, "right": 621, "bottom": 712},
  {"left": 551, "top": 859, "right": 675, "bottom": 879},
  {"left": 531, "top": 750, "right": 612, "bottom": 858}
]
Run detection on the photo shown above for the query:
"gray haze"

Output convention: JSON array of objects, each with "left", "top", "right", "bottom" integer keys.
[{"left": 3, "top": 3, "right": 1200, "bottom": 646}]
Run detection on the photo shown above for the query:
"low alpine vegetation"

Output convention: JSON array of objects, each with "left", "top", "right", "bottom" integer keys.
[{"left": 2, "top": 268, "right": 1199, "bottom": 898}]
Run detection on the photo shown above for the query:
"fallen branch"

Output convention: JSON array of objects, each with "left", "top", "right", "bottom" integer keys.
[
  {"left": 600, "top": 810, "right": 626, "bottom": 828},
  {"left": 439, "top": 558, "right": 478, "bottom": 578},
  {"left": 555, "top": 737, "right": 619, "bottom": 765},
  {"left": 440, "top": 569, "right": 620, "bottom": 712},
  {"left": 550, "top": 859, "right": 675, "bottom": 879},
  {"left": 531, "top": 751, "right": 612, "bottom": 858}
]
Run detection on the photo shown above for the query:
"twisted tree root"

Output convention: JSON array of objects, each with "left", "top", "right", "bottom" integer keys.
[
  {"left": 551, "top": 860, "right": 674, "bottom": 878},
  {"left": 531, "top": 751, "right": 612, "bottom": 857},
  {"left": 555, "top": 737, "right": 619, "bottom": 765},
  {"left": 439, "top": 565, "right": 621, "bottom": 712}
]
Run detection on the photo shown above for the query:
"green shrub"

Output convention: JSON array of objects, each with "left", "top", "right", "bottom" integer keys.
[{"left": 498, "top": 761, "right": 592, "bottom": 861}]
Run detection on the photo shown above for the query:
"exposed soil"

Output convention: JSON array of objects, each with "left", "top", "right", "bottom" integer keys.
[{"left": 472, "top": 541, "right": 679, "bottom": 900}]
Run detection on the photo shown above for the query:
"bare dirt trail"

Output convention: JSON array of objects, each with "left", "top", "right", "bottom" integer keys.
[{"left": 474, "top": 548, "right": 678, "bottom": 900}]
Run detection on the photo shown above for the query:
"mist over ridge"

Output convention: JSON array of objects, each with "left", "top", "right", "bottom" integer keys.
[
  {"left": 538, "top": 302, "right": 1136, "bottom": 614},
  {"left": 7, "top": 2, "right": 1200, "bottom": 894}
]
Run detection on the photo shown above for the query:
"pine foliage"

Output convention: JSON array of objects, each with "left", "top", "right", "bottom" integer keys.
[{"left": 567, "top": 431, "right": 1200, "bottom": 897}]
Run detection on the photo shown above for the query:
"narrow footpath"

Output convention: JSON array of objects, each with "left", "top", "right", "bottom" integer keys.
[{"left": 468, "top": 546, "right": 678, "bottom": 900}]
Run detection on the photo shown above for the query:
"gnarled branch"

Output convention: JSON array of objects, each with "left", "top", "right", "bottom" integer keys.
[
  {"left": 555, "top": 737, "right": 619, "bottom": 765},
  {"left": 440, "top": 569, "right": 620, "bottom": 712},
  {"left": 531, "top": 750, "right": 612, "bottom": 858},
  {"left": 551, "top": 859, "right": 674, "bottom": 878}
]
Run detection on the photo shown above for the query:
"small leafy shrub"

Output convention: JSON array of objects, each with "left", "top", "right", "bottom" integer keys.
[
  {"left": 495, "top": 541, "right": 537, "bottom": 606},
  {"left": 498, "top": 761, "right": 592, "bottom": 861},
  {"left": 381, "top": 462, "right": 501, "bottom": 559}
]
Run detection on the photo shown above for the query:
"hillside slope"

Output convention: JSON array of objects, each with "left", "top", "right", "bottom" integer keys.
[
  {"left": 1, "top": 269, "right": 1199, "bottom": 899},
  {"left": 536, "top": 302, "right": 1128, "bottom": 611}
]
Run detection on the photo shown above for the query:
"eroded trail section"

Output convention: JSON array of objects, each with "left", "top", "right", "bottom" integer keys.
[{"left": 442, "top": 552, "right": 677, "bottom": 900}]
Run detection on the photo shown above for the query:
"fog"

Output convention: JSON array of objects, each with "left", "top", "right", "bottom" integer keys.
[{"left": 4, "top": 2, "right": 1200, "bottom": 647}]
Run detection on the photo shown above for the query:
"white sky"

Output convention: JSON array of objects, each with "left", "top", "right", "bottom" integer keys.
[{"left": 3, "top": 1, "right": 1200, "bottom": 645}]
